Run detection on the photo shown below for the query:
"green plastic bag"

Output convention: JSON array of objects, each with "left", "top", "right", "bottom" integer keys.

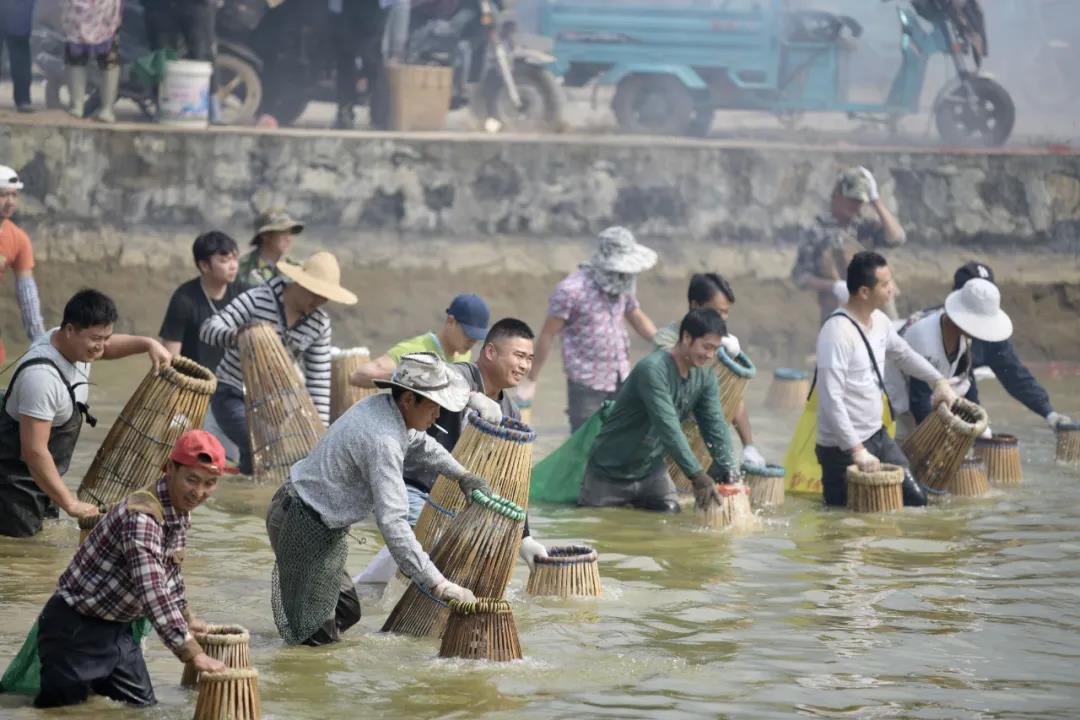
[
  {"left": 529, "top": 402, "right": 611, "bottom": 505},
  {"left": 131, "top": 49, "right": 178, "bottom": 89},
  {"left": 1, "top": 617, "right": 153, "bottom": 695}
]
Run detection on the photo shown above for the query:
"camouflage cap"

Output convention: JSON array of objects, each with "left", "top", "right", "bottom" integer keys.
[
  {"left": 835, "top": 167, "right": 871, "bottom": 203},
  {"left": 252, "top": 208, "right": 304, "bottom": 245}
]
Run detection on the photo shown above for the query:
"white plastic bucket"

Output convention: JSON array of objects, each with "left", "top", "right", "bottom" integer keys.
[{"left": 158, "top": 60, "right": 213, "bottom": 128}]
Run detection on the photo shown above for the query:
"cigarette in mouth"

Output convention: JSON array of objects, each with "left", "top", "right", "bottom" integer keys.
[{"left": 433, "top": 423, "right": 448, "bottom": 434}]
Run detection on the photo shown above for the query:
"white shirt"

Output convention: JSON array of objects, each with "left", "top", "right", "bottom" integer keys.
[
  {"left": 4, "top": 328, "right": 91, "bottom": 427},
  {"left": 883, "top": 309, "right": 971, "bottom": 416},
  {"left": 816, "top": 309, "right": 941, "bottom": 449}
]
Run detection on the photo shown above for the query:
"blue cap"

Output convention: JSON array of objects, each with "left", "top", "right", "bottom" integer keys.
[{"left": 447, "top": 294, "right": 490, "bottom": 341}]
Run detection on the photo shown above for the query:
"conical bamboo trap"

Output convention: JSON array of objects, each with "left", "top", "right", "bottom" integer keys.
[
  {"left": 974, "top": 433, "right": 1023, "bottom": 486},
  {"left": 383, "top": 490, "right": 525, "bottom": 639},
  {"left": 742, "top": 463, "right": 785, "bottom": 508},
  {"left": 666, "top": 419, "right": 709, "bottom": 495},
  {"left": 901, "top": 398, "right": 988, "bottom": 492},
  {"left": 329, "top": 347, "right": 378, "bottom": 422},
  {"left": 696, "top": 486, "right": 760, "bottom": 530},
  {"left": 193, "top": 667, "right": 261, "bottom": 720},
  {"left": 949, "top": 457, "right": 990, "bottom": 497},
  {"left": 413, "top": 415, "right": 534, "bottom": 552},
  {"left": 439, "top": 598, "right": 523, "bottom": 662},
  {"left": 526, "top": 544, "right": 602, "bottom": 597},
  {"left": 76, "top": 355, "right": 216, "bottom": 541},
  {"left": 1055, "top": 422, "right": 1080, "bottom": 465},
  {"left": 240, "top": 324, "right": 325, "bottom": 484},
  {"left": 181, "top": 624, "right": 251, "bottom": 688},
  {"left": 765, "top": 368, "right": 811, "bottom": 411},
  {"left": 716, "top": 347, "right": 756, "bottom": 422},
  {"left": 846, "top": 464, "right": 904, "bottom": 513}
]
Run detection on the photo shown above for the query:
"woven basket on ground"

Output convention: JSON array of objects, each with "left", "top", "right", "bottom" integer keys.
[
  {"left": 1055, "top": 422, "right": 1080, "bottom": 466},
  {"left": 193, "top": 668, "right": 261, "bottom": 720},
  {"left": 696, "top": 487, "right": 760, "bottom": 530},
  {"left": 742, "top": 462, "right": 785, "bottom": 508},
  {"left": 765, "top": 368, "right": 810, "bottom": 411},
  {"left": 949, "top": 457, "right": 990, "bottom": 497},
  {"left": 846, "top": 463, "right": 904, "bottom": 512},
  {"left": 438, "top": 598, "right": 522, "bottom": 661},
  {"left": 974, "top": 433, "right": 1023, "bottom": 486},
  {"left": 901, "top": 398, "right": 988, "bottom": 491},
  {"left": 329, "top": 347, "right": 378, "bottom": 422},
  {"left": 525, "top": 544, "right": 602, "bottom": 597}
]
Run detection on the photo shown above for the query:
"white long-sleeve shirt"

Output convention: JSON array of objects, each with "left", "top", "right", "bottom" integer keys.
[
  {"left": 816, "top": 309, "right": 942, "bottom": 449},
  {"left": 883, "top": 309, "right": 971, "bottom": 416}
]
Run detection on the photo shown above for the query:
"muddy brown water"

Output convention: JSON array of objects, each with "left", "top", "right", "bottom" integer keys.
[{"left": 1, "top": 356, "right": 1079, "bottom": 719}]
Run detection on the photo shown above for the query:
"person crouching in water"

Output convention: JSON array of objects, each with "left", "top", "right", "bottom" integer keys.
[
  {"left": 580, "top": 308, "right": 742, "bottom": 512},
  {"left": 34, "top": 430, "right": 229, "bottom": 708}
]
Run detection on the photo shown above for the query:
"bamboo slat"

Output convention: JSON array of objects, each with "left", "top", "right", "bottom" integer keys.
[
  {"left": 846, "top": 464, "right": 904, "bottom": 512},
  {"left": 526, "top": 544, "right": 602, "bottom": 597},
  {"left": 901, "top": 398, "right": 989, "bottom": 491},
  {"left": 329, "top": 347, "right": 378, "bottom": 422},
  {"left": 949, "top": 457, "right": 989, "bottom": 497},
  {"left": 716, "top": 347, "right": 756, "bottom": 422},
  {"left": 1055, "top": 422, "right": 1080, "bottom": 466},
  {"left": 192, "top": 668, "right": 261, "bottom": 720},
  {"left": 439, "top": 598, "right": 523, "bottom": 661},
  {"left": 742, "top": 463, "right": 785, "bottom": 509},
  {"left": 666, "top": 420, "right": 709, "bottom": 496},
  {"left": 181, "top": 624, "right": 252, "bottom": 688},
  {"left": 765, "top": 368, "right": 810, "bottom": 411},
  {"left": 696, "top": 486, "right": 760, "bottom": 530},
  {"left": 974, "top": 433, "right": 1023, "bottom": 486}
]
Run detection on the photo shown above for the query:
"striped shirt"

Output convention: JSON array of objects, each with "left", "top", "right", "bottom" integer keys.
[{"left": 199, "top": 276, "right": 332, "bottom": 423}]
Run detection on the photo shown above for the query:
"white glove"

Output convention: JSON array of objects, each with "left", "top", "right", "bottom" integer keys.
[
  {"left": 720, "top": 334, "right": 741, "bottom": 358},
  {"left": 832, "top": 280, "right": 850, "bottom": 304},
  {"left": 433, "top": 579, "right": 477, "bottom": 604},
  {"left": 852, "top": 447, "right": 881, "bottom": 472},
  {"left": 948, "top": 374, "right": 971, "bottom": 399},
  {"left": 518, "top": 535, "right": 548, "bottom": 572},
  {"left": 980, "top": 425, "right": 993, "bottom": 439},
  {"left": 858, "top": 166, "right": 880, "bottom": 202},
  {"left": 467, "top": 391, "right": 503, "bottom": 425},
  {"left": 931, "top": 377, "right": 959, "bottom": 409},
  {"left": 741, "top": 444, "right": 766, "bottom": 468},
  {"left": 1046, "top": 411, "right": 1072, "bottom": 429}
]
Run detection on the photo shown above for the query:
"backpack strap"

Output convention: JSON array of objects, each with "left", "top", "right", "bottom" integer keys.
[{"left": 809, "top": 311, "right": 895, "bottom": 417}]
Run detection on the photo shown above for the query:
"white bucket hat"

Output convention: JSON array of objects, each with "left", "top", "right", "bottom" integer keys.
[
  {"left": 944, "top": 278, "right": 1013, "bottom": 342},
  {"left": 0, "top": 165, "right": 23, "bottom": 191},
  {"left": 587, "top": 226, "right": 657, "bottom": 275},
  {"left": 276, "top": 251, "right": 357, "bottom": 305},
  {"left": 374, "top": 352, "right": 471, "bottom": 411}
]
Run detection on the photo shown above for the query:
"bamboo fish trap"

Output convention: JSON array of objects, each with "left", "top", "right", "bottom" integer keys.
[
  {"left": 526, "top": 544, "right": 602, "bottom": 597},
  {"left": 716, "top": 347, "right": 756, "bottom": 422},
  {"left": 765, "top": 368, "right": 810, "bottom": 411},
  {"left": 666, "top": 420, "right": 708, "bottom": 496},
  {"left": 1055, "top": 422, "right": 1080, "bottom": 466},
  {"left": 742, "top": 463, "right": 785, "bottom": 509},
  {"left": 240, "top": 324, "right": 325, "bottom": 484},
  {"left": 77, "top": 355, "right": 216, "bottom": 541},
  {"left": 950, "top": 457, "right": 990, "bottom": 497},
  {"left": 439, "top": 598, "right": 523, "bottom": 662},
  {"left": 696, "top": 486, "right": 760, "bottom": 530},
  {"left": 383, "top": 490, "right": 525, "bottom": 639},
  {"left": 974, "top": 433, "right": 1023, "bottom": 486},
  {"left": 329, "top": 347, "right": 378, "bottom": 422},
  {"left": 193, "top": 668, "right": 261, "bottom": 720},
  {"left": 901, "top": 398, "right": 989, "bottom": 492},
  {"left": 181, "top": 625, "right": 252, "bottom": 688},
  {"left": 413, "top": 415, "right": 534, "bottom": 552},
  {"left": 846, "top": 464, "right": 904, "bottom": 513}
]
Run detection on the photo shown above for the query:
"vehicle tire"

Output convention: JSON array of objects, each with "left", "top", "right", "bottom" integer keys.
[
  {"left": 480, "top": 63, "right": 563, "bottom": 133},
  {"left": 934, "top": 76, "right": 1015, "bottom": 147},
  {"left": 612, "top": 74, "right": 694, "bottom": 136},
  {"left": 215, "top": 52, "right": 262, "bottom": 125}
]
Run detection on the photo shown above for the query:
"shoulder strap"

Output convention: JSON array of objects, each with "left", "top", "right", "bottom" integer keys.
[
  {"left": 127, "top": 487, "right": 165, "bottom": 524},
  {"left": 809, "top": 312, "right": 894, "bottom": 416}
]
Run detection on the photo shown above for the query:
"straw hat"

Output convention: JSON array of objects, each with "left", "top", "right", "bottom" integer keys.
[
  {"left": 944, "top": 278, "right": 1012, "bottom": 342},
  {"left": 587, "top": 226, "right": 657, "bottom": 275},
  {"left": 374, "top": 352, "right": 470, "bottom": 411},
  {"left": 276, "top": 251, "right": 357, "bottom": 305}
]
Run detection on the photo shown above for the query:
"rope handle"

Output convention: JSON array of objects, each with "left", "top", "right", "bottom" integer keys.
[
  {"left": 470, "top": 489, "right": 526, "bottom": 522},
  {"left": 447, "top": 598, "right": 512, "bottom": 615}
]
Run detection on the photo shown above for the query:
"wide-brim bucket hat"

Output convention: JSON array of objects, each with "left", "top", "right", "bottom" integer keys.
[
  {"left": 587, "top": 226, "right": 657, "bottom": 275},
  {"left": 374, "top": 352, "right": 471, "bottom": 411},
  {"left": 276, "top": 251, "right": 358, "bottom": 305},
  {"left": 944, "top": 278, "right": 1012, "bottom": 343}
]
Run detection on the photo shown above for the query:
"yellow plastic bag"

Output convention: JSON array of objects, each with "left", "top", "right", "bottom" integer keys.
[{"left": 783, "top": 388, "right": 895, "bottom": 497}]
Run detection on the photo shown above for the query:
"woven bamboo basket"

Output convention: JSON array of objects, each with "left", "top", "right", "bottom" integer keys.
[
  {"left": 383, "top": 490, "right": 525, "bottom": 639},
  {"left": 181, "top": 624, "right": 251, "bottom": 688},
  {"left": 901, "top": 398, "right": 989, "bottom": 491},
  {"left": 1055, "top": 422, "right": 1080, "bottom": 465},
  {"left": 696, "top": 486, "right": 760, "bottom": 530},
  {"left": 329, "top": 347, "right": 378, "bottom": 422},
  {"left": 949, "top": 457, "right": 990, "bottom": 497},
  {"left": 974, "top": 433, "right": 1023, "bottom": 486},
  {"left": 742, "top": 463, "right": 785, "bottom": 509},
  {"left": 525, "top": 544, "right": 602, "bottom": 597},
  {"left": 413, "top": 415, "right": 534, "bottom": 552},
  {"left": 846, "top": 464, "right": 904, "bottom": 512},
  {"left": 439, "top": 598, "right": 523, "bottom": 661},
  {"left": 665, "top": 420, "right": 709, "bottom": 495},
  {"left": 765, "top": 368, "right": 810, "bottom": 410},
  {"left": 193, "top": 667, "right": 261, "bottom": 720},
  {"left": 716, "top": 347, "right": 756, "bottom": 422},
  {"left": 240, "top": 324, "right": 325, "bottom": 484},
  {"left": 76, "top": 355, "right": 216, "bottom": 542}
]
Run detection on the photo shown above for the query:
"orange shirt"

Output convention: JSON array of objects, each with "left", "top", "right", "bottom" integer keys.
[{"left": 0, "top": 218, "right": 34, "bottom": 279}]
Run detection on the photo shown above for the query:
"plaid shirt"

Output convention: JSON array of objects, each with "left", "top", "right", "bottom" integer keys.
[
  {"left": 548, "top": 269, "right": 639, "bottom": 392},
  {"left": 57, "top": 477, "right": 194, "bottom": 657}
]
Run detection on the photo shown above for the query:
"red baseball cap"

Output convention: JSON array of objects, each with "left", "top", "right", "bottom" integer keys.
[{"left": 168, "top": 429, "right": 237, "bottom": 475}]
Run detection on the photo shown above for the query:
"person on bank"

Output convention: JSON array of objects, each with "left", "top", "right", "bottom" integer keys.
[
  {"left": 350, "top": 293, "right": 490, "bottom": 387},
  {"left": 654, "top": 272, "right": 767, "bottom": 468},
  {"left": 267, "top": 353, "right": 491, "bottom": 646},
  {"left": 200, "top": 251, "right": 356, "bottom": 475},
  {"left": 33, "top": 430, "right": 229, "bottom": 708},
  {"left": 580, "top": 308, "right": 741, "bottom": 513},
  {"left": 518, "top": 226, "right": 659, "bottom": 433},
  {"left": 814, "top": 252, "right": 958, "bottom": 508},
  {"left": 884, "top": 277, "right": 1013, "bottom": 440},
  {"left": 791, "top": 166, "right": 906, "bottom": 323},
  {"left": 0, "top": 165, "right": 46, "bottom": 364},
  {"left": 0, "top": 289, "right": 171, "bottom": 538},
  {"left": 237, "top": 208, "right": 304, "bottom": 287}
]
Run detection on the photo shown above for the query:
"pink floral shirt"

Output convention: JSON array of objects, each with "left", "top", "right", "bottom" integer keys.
[
  {"left": 548, "top": 270, "right": 639, "bottom": 392},
  {"left": 62, "top": 0, "right": 122, "bottom": 45}
]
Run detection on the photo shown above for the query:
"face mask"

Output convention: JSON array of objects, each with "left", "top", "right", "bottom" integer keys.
[{"left": 583, "top": 264, "right": 635, "bottom": 297}]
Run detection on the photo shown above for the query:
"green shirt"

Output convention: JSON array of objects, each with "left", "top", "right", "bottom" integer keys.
[
  {"left": 237, "top": 250, "right": 296, "bottom": 287},
  {"left": 387, "top": 332, "right": 471, "bottom": 363},
  {"left": 587, "top": 348, "right": 734, "bottom": 482},
  {"left": 653, "top": 321, "right": 679, "bottom": 350}
]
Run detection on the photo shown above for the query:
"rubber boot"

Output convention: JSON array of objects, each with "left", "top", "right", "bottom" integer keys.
[
  {"left": 66, "top": 64, "right": 87, "bottom": 118},
  {"left": 97, "top": 65, "right": 120, "bottom": 123},
  {"left": 901, "top": 469, "right": 929, "bottom": 507},
  {"left": 635, "top": 497, "right": 682, "bottom": 513}
]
